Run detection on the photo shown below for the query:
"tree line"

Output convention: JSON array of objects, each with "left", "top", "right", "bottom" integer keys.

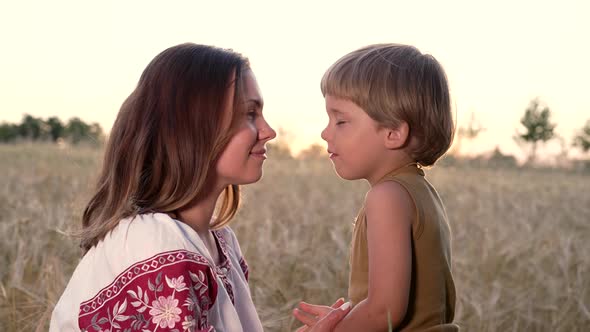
[
  {"left": 447, "top": 98, "right": 590, "bottom": 163},
  {"left": 0, "top": 114, "right": 104, "bottom": 144},
  {"left": 2, "top": 98, "right": 590, "bottom": 162},
  {"left": 511, "top": 98, "right": 589, "bottom": 162}
]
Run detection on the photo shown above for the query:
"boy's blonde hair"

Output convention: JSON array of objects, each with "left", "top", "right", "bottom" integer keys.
[{"left": 321, "top": 43, "right": 454, "bottom": 166}]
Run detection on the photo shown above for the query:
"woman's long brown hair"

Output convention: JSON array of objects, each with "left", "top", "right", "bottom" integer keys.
[{"left": 80, "top": 43, "right": 249, "bottom": 252}]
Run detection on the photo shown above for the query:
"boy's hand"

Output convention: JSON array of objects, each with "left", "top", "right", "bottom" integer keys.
[{"left": 293, "top": 298, "right": 349, "bottom": 331}]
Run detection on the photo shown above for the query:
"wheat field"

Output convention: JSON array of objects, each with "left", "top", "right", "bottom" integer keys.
[{"left": 0, "top": 143, "right": 589, "bottom": 331}]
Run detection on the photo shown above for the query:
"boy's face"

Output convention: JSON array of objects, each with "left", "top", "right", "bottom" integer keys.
[{"left": 321, "top": 95, "right": 388, "bottom": 182}]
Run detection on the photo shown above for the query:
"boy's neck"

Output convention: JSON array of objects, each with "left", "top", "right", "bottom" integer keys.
[{"left": 367, "top": 153, "right": 416, "bottom": 187}]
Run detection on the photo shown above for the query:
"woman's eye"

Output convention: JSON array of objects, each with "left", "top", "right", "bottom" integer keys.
[
  {"left": 247, "top": 110, "right": 257, "bottom": 121},
  {"left": 336, "top": 120, "right": 346, "bottom": 125}
]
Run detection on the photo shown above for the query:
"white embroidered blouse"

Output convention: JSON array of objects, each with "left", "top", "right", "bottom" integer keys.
[{"left": 49, "top": 213, "right": 263, "bottom": 332}]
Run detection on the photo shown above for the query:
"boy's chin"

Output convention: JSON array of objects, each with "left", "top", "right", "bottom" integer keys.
[{"left": 333, "top": 167, "right": 362, "bottom": 181}]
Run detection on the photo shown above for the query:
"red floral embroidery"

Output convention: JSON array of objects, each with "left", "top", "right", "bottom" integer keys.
[
  {"left": 212, "top": 230, "right": 235, "bottom": 305},
  {"left": 78, "top": 250, "right": 218, "bottom": 332}
]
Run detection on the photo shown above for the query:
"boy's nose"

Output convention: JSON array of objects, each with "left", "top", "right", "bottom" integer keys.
[{"left": 321, "top": 126, "right": 329, "bottom": 142}]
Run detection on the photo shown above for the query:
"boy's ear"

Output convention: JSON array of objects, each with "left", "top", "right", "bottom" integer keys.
[{"left": 383, "top": 122, "right": 410, "bottom": 150}]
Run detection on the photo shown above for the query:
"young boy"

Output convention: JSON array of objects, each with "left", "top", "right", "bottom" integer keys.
[{"left": 294, "top": 44, "right": 459, "bottom": 331}]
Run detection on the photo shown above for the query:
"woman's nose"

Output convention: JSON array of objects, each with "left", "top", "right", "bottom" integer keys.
[{"left": 259, "top": 120, "right": 277, "bottom": 142}]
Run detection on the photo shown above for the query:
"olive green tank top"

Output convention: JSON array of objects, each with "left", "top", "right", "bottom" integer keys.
[{"left": 348, "top": 164, "right": 458, "bottom": 331}]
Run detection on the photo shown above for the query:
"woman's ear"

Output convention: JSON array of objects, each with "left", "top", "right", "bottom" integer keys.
[{"left": 383, "top": 121, "right": 410, "bottom": 150}]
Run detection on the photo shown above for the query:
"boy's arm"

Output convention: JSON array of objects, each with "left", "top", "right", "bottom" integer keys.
[{"left": 334, "top": 181, "right": 413, "bottom": 332}]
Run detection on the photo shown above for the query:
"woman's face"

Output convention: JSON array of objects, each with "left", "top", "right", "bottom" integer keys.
[{"left": 215, "top": 70, "right": 276, "bottom": 185}]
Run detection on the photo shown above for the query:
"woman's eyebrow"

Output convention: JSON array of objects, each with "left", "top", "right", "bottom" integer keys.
[{"left": 245, "top": 98, "right": 263, "bottom": 108}]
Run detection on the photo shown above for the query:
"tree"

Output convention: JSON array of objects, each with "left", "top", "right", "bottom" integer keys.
[
  {"left": 46, "top": 116, "right": 65, "bottom": 142},
  {"left": 485, "top": 146, "right": 517, "bottom": 168},
  {"left": 65, "top": 117, "right": 91, "bottom": 144},
  {"left": 298, "top": 143, "right": 326, "bottom": 160},
  {"left": 88, "top": 122, "right": 105, "bottom": 144},
  {"left": 0, "top": 115, "right": 103, "bottom": 144},
  {"left": 267, "top": 128, "right": 294, "bottom": 159},
  {"left": 573, "top": 119, "right": 590, "bottom": 153},
  {"left": 514, "top": 98, "right": 556, "bottom": 163},
  {"left": 453, "top": 111, "right": 485, "bottom": 156},
  {"left": 18, "top": 114, "right": 44, "bottom": 140},
  {"left": 0, "top": 123, "right": 19, "bottom": 142},
  {"left": 267, "top": 142, "right": 293, "bottom": 159}
]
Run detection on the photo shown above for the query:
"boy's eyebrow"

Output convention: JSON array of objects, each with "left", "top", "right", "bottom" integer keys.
[{"left": 328, "top": 107, "right": 346, "bottom": 115}]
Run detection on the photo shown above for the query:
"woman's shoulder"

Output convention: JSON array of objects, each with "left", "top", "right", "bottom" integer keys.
[
  {"left": 117, "top": 212, "right": 193, "bottom": 247},
  {"left": 119, "top": 212, "right": 184, "bottom": 231},
  {"left": 91, "top": 213, "right": 204, "bottom": 267}
]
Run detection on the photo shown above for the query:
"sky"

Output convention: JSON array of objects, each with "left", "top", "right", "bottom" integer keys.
[{"left": 1, "top": 0, "right": 588, "bottom": 160}]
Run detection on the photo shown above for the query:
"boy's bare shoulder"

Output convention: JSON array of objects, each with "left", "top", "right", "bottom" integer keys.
[
  {"left": 365, "top": 180, "right": 414, "bottom": 223},
  {"left": 366, "top": 180, "right": 411, "bottom": 205}
]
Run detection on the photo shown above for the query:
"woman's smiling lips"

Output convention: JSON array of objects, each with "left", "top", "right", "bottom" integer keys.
[{"left": 250, "top": 148, "right": 267, "bottom": 159}]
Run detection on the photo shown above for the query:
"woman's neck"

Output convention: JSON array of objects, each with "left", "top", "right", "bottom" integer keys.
[
  {"left": 172, "top": 183, "right": 226, "bottom": 265},
  {"left": 175, "top": 182, "right": 226, "bottom": 238}
]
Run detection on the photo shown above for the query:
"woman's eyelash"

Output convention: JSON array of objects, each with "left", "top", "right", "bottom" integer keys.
[{"left": 247, "top": 110, "right": 257, "bottom": 119}]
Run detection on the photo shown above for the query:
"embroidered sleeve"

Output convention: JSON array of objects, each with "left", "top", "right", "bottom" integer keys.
[{"left": 78, "top": 250, "right": 218, "bottom": 332}]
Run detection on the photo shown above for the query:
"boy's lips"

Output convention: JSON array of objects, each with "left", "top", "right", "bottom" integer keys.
[{"left": 327, "top": 150, "right": 338, "bottom": 158}]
